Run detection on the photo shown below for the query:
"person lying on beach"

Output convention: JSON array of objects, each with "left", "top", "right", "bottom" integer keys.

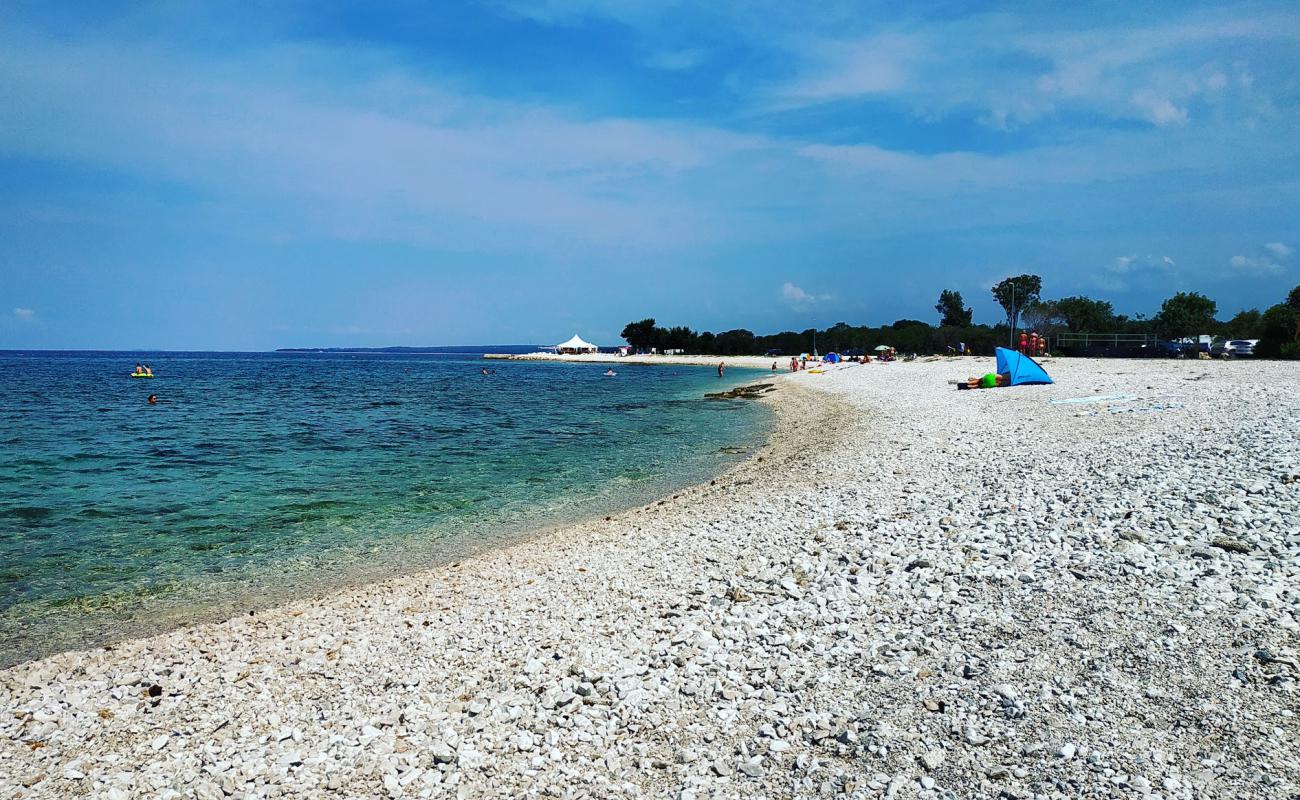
[{"left": 957, "top": 372, "right": 1011, "bottom": 390}]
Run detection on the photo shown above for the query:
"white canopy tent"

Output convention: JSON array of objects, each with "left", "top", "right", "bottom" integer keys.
[{"left": 557, "top": 334, "right": 599, "bottom": 354}]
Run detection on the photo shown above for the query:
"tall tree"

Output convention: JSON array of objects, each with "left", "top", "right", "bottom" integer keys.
[
  {"left": 620, "top": 318, "right": 658, "bottom": 351},
  {"left": 991, "top": 274, "right": 1042, "bottom": 330},
  {"left": 1223, "top": 309, "right": 1263, "bottom": 339},
  {"left": 1257, "top": 285, "right": 1300, "bottom": 358},
  {"left": 1152, "top": 292, "right": 1218, "bottom": 339},
  {"left": 934, "top": 289, "right": 973, "bottom": 327},
  {"left": 1020, "top": 300, "right": 1063, "bottom": 334},
  {"left": 1054, "top": 296, "right": 1116, "bottom": 332}
]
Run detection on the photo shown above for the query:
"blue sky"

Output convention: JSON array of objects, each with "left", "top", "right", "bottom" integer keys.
[{"left": 2, "top": 0, "right": 1298, "bottom": 349}]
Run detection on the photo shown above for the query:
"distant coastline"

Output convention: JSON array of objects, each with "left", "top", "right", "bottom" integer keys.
[{"left": 274, "top": 344, "right": 542, "bottom": 354}]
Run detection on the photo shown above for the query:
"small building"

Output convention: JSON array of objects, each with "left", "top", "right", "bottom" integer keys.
[{"left": 556, "top": 334, "right": 599, "bottom": 354}]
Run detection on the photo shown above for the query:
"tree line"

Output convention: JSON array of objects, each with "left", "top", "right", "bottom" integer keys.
[{"left": 620, "top": 279, "right": 1300, "bottom": 359}]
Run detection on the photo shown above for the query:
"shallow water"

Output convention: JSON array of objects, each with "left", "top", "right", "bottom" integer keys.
[{"left": 0, "top": 351, "right": 770, "bottom": 665}]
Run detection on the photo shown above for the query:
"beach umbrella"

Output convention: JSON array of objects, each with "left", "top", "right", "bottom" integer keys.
[{"left": 873, "top": 345, "right": 891, "bottom": 352}]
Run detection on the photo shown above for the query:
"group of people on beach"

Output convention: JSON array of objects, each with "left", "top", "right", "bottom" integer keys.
[{"left": 779, "top": 353, "right": 878, "bottom": 372}]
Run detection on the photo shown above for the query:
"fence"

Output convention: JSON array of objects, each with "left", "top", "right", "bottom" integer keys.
[{"left": 1052, "top": 332, "right": 1168, "bottom": 357}]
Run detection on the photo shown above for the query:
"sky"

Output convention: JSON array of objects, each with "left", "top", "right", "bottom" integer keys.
[{"left": 1, "top": 1, "right": 1298, "bottom": 350}]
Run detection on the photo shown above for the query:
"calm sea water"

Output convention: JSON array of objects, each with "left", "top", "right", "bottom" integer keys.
[{"left": 0, "top": 352, "right": 770, "bottom": 665}]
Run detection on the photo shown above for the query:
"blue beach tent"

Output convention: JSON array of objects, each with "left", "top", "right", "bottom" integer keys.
[{"left": 995, "top": 347, "right": 1053, "bottom": 386}]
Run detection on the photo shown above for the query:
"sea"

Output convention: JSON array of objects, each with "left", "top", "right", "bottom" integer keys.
[{"left": 0, "top": 350, "right": 771, "bottom": 666}]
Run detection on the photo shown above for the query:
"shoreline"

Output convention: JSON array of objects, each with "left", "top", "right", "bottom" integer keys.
[
  {"left": 4, "top": 359, "right": 1297, "bottom": 798},
  {"left": 0, "top": 378, "right": 822, "bottom": 671},
  {"left": 0, "top": 371, "right": 784, "bottom": 670}
]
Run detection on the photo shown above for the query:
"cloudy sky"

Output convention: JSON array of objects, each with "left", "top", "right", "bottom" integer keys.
[{"left": 2, "top": 1, "right": 1297, "bottom": 349}]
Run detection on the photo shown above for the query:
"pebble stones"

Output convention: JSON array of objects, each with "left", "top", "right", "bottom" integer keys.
[{"left": 2, "top": 358, "right": 1299, "bottom": 799}]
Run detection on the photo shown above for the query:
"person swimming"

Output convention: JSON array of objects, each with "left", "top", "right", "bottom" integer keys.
[
  {"left": 603, "top": 368, "right": 617, "bottom": 377},
  {"left": 147, "top": 394, "right": 158, "bottom": 404}
]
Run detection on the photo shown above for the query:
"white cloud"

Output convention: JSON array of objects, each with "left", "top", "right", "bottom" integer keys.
[
  {"left": 781, "top": 282, "right": 831, "bottom": 307},
  {"left": 1107, "top": 254, "right": 1177, "bottom": 273},
  {"left": 0, "top": 31, "right": 776, "bottom": 252},
  {"left": 646, "top": 49, "right": 704, "bottom": 71},
  {"left": 1265, "top": 241, "right": 1292, "bottom": 258},
  {"left": 1131, "top": 91, "right": 1188, "bottom": 126},
  {"left": 13, "top": 307, "right": 35, "bottom": 320},
  {"left": 770, "top": 33, "right": 917, "bottom": 106},
  {"left": 1230, "top": 242, "right": 1293, "bottom": 274},
  {"left": 1229, "top": 254, "right": 1283, "bottom": 274}
]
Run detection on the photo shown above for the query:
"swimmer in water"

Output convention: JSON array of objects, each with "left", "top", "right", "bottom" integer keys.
[
  {"left": 147, "top": 394, "right": 158, "bottom": 404},
  {"left": 717, "top": 362, "right": 725, "bottom": 377}
]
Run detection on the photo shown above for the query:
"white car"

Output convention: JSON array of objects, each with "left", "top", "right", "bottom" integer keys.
[
  {"left": 1227, "top": 339, "right": 1258, "bottom": 357},
  {"left": 1211, "top": 338, "right": 1258, "bottom": 357}
]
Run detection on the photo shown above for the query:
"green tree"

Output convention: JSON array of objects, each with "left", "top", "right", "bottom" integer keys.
[
  {"left": 620, "top": 318, "right": 658, "bottom": 351},
  {"left": 934, "top": 289, "right": 973, "bottom": 327},
  {"left": 1020, "top": 299, "right": 1063, "bottom": 335},
  {"left": 1153, "top": 292, "right": 1218, "bottom": 340},
  {"left": 1223, "top": 309, "right": 1263, "bottom": 339},
  {"left": 712, "top": 329, "right": 756, "bottom": 355},
  {"left": 1054, "top": 296, "right": 1116, "bottom": 332},
  {"left": 991, "top": 274, "right": 1042, "bottom": 330},
  {"left": 1257, "top": 285, "right": 1300, "bottom": 358}
]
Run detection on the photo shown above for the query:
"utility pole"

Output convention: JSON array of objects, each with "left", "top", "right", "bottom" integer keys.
[{"left": 1009, "top": 281, "right": 1017, "bottom": 347}]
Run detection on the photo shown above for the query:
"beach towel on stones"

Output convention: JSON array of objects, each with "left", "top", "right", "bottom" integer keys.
[{"left": 995, "top": 347, "right": 1053, "bottom": 386}]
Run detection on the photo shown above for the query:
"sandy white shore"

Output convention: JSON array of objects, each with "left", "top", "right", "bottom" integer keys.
[{"left": 3, "top": 358, "right": 1298, "bottom": 799}]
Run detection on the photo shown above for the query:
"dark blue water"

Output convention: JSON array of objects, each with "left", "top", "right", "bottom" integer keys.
[{"left": 0, "top": 352, "right": 770, "bottom": 665}]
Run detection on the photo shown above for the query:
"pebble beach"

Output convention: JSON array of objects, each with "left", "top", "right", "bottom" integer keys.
[{"left": 3, "top": 357, "right": 1298, "bottom": 799}]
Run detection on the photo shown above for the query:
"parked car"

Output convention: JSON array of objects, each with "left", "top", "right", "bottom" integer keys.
[
  {"left": 1145, "top": 340, "right": 1189, "bottom": 358},
  {"left": 1210, "top": 338, "right": 1257, "bottom": 357},
  {"left": 1227, "top": 339, "right": 1258, "bottom": 357}
]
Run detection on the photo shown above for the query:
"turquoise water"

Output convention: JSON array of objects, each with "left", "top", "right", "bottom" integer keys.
[{"left": 0, "top": 352, "right": 770, "bottom": 665}]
